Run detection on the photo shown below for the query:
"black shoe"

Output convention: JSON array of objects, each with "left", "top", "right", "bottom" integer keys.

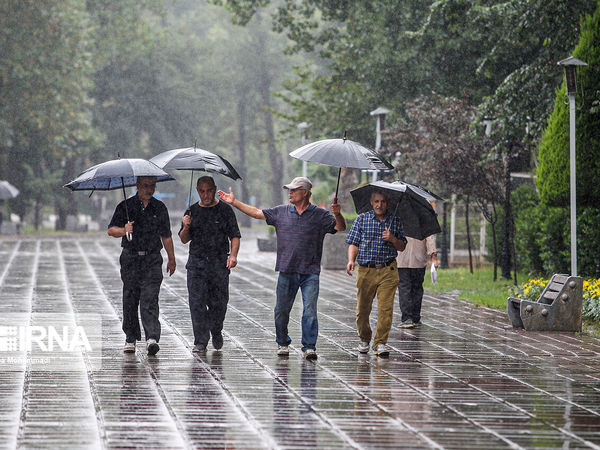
[
  {"left": 212, "top": 332, "right": 223, "bottom": 350},
  {"left": 192, "top": 344, "right": 207, "bottom": 353},
  {"left": 147, "top": 339, "right": 160, "bottom": 355}
]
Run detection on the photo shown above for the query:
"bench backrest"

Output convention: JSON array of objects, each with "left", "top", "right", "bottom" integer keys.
[{"left": 539, "top": 274, "right": 568, "bottom": 305}]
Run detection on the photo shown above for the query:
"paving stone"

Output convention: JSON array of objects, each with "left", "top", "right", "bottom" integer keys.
[{"left": 0, "top": 231, "right": 600, "bottom": 448}]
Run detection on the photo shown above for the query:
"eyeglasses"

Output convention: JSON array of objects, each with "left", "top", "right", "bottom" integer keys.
[{"left": 140, "top": 183, "right": 156, "bottom": 189}]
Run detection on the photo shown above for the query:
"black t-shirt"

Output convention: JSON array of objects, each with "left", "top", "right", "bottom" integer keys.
[
  {"left": 179, "top": 201, "right": 241, "bottom": 258},
  {"left": 108, "top": 194, "right": 172, "bottom": 253}
]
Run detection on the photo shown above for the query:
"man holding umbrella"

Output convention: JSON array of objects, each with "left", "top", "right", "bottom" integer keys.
[
  {"left": 218, "top": 176, "right": 345, "bottom": 360},
  {"left": 108, "top": 176, "right": 176, "bottom": 355},
  {"left": 345, "top": 190, "right": 406, "bottom": 357},
  {"left": 179, "top": 176, "right": 241, "bottom": 353}
]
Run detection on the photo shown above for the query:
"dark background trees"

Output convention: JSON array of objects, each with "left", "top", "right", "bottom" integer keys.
[{"left": 1, "top": 0, "right": 598, "bottom": 278}]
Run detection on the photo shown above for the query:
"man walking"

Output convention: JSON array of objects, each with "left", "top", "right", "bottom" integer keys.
[
  {"left": 179, "top": 176, "right": 241, "bottom": 353},
  {"left": 108, "top": 176, "right": 176, "bottom": 355},
  {"left": 345, "top": 191, "right": 406, "bottom": 357},
  {"left": 218, "top": 176, "right": 345, "bottom": 360},
  {"left": 397, "top": 235, "right": 437, "bottom": 328}
]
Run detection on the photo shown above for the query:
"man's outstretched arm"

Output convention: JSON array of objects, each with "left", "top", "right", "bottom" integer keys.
[{"left": 217, "top": 187, "right": 266, "bottom": 220}]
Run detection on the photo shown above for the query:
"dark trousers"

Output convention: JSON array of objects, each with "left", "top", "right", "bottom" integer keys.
[
  {"left": 397, "top": 267, "right": 426, "bottom": 323},
  {"left": 186, "top": 254, "right": 230, "bottom": 347},
  {"left": 120, "top": 251, "right": 163, "bottom": 343}
]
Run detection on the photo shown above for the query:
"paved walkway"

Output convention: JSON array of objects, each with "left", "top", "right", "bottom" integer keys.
[{"left": 0, "top": 230, "right": 600, "bottom": 449}]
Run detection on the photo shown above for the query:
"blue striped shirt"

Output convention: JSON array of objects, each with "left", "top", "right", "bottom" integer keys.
[
  {"left": 345, "top": 211, "right": 406, "bottom": 265},
  {"left": 263, "top": 204, "right": 337, "bottom": 274}
]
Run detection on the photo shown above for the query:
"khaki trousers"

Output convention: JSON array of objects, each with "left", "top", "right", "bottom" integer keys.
[{"left": 355, "top": 261, "right": 399, "bottom": 348}]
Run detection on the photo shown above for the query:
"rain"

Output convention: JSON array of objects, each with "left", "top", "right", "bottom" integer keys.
[{"left": 1, "top": 0, "right": 600, "bottom": 448}]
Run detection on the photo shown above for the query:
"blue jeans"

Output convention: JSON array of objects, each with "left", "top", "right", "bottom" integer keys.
[{"left": 274, "top": 273, "right": 319, "bottom": 351}]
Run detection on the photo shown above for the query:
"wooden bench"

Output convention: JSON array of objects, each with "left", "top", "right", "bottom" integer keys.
[{"left": 507, "top": 274, "right": 582, "bottom": 332}]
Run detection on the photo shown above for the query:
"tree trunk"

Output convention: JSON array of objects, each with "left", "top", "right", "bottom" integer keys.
[
  {"left": 34, "top": 198, "right": 41, "bottom": 230},
  {"left": 257, "top": 50, "right": 282, "bottom": 206},
  {"left": 337, "top": 168, "right": 356, "bottom": 211},
  {"left": 465, "top": 196, "right": 473, "bottom": 274},
  {"left": 491, "top": 220, "right": 498, "bottom": 282},
  {"left": 235, "top": 96, "right": 251, "bottom": 227},
  {"left": 440, "top": 201, "right": 449, "bottom": 269}
]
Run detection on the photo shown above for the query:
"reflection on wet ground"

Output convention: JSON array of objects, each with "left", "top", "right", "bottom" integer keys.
[{"left": 0, "top": 232, "right": 600, "bottom": 448}]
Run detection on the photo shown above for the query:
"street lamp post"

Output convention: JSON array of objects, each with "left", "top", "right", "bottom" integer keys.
[
  {"left": 369, "top": 107, "right": 390, "bottom": 182},
  {"left": 558, "top": 56, "right": 587, "bottom": 276}
]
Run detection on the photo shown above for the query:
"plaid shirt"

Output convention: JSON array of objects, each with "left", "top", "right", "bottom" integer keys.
[{"left": 345, "top": 211, "right": 406, "bottom": 265}]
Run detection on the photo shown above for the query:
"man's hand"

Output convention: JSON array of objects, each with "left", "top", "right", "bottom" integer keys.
[
  {"left": 346, "top": 261, "right": 355, "bottom": 276},
  {"left": 181, "top": 214, "right": 191, "bottom": 228},
  {"left": 226, "top": 254, "right": 238, "bottom": 269},
  {"left": 166, "top": 258, "right": 176, "bottom": 276},
  {"left": 331, "top": 203, "right": 341, "bottom": 215},
  {"left": 217, "top": 187, "right": 235, "bottom": 204},
  {"left": 124, "top": 221, "right": 134, "bottom": 234},
  {"left": 382, "top": 229, "right": 395, "bottom": 242}
]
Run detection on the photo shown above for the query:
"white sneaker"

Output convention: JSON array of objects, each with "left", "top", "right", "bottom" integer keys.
[
  {"left": 374, "top": 344, "right": 390, "bottom": 358},
  {"left": 358, "top": 341, "right": 370, "bottom": 354},
  {"left": 303, "top": 348, "right": 318, "bottom": 360},
  {"left": 147, "top": 339, "right": 160, "bottom": 356},
  {"left": 123, "top": 341, "right": 135, "bottom": 353},
  {"left": 277, "top": 345, "right": 289, "bottom": 356}
]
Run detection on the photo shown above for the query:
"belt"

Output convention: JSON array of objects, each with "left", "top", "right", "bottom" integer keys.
[
  {"left": 359, "top": 259, "right": 396, "bottom": 269},
  {"left": 123, "top": 248, "right": 157, "bottom": 256}
]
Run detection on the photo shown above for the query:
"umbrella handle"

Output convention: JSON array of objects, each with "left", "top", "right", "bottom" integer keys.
[
  {"left": 334, "top": 168, "right": 341, "bottom": 204},
  {"left": 121, "top": 177, "right": 133, "bottom": 241}
]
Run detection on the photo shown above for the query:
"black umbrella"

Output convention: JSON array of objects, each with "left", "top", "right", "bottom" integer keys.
[
  {"left": 350, "top": 180, "right": 442, "bottom": 240},
  {"left": 64, "top": 158, "right": 173, "bottom": 240},
  {"left": 150, "top": 146, "right": 241, "bottom": 207},
  {"left": 0, "top": 181, "right": 19, "bottom": 200},
  {"left": 289, "top": 135, "right": 393, "bottom": 203}
]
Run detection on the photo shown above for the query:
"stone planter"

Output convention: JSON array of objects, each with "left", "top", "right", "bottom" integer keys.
[
  {"left": 257, "top": 237, "right": 277, "bottom": 252},
  {"left": 321, "top": 231, "right": 348, "bottom": 270}
]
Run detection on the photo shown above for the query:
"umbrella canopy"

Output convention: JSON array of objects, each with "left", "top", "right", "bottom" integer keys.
[
  {"left": 289, "top": 138, "right": 393, "bottom": 170},
  {"left": 350, "top": 180, "right": 442, "bottom": 240},
  {"left": 150, "top": 147, "right": 242, "bottom": 180},
  {"left": 64, "top": 158, "right": 173, "bottom": 191},
  {"left": 289, "top": 137, "right": 394, "bottom": 202},
  {"left": 0, "top": 181, "right": 19, "bottom": 199}
]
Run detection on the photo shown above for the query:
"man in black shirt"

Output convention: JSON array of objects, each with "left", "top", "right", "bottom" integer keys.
[
  {"left": 179, "top": 176, "right": 241, "bottom": 353},
  {"left": 108, "top": 176, "right": 176, "bottom": 355}
]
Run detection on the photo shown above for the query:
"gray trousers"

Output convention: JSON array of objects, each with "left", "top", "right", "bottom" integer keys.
[
  {"left": 120, "top": 251, "right": 163, "bottom": 343},
  {"left": 397, "top": 267, "right": 426, "bottom": 323}
]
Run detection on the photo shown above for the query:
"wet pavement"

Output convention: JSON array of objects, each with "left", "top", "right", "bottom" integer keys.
[{"left": 1, "top": 230, "right": 600, "bottom": 449}]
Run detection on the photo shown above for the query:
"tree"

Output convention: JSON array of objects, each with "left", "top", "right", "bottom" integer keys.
[
  {"left": 537, "top": 2, "right": 600, "bottom": 208},
  {"left": 385, "top": 94, "right": 504, "bottom": 277},
  {"left": 0, "top": 0, "right": 100, "bottom": 228}
]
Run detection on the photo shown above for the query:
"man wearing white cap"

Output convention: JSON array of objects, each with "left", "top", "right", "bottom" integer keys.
[{"left": 218, "top": 176, "right": 345, "bottom": 360}]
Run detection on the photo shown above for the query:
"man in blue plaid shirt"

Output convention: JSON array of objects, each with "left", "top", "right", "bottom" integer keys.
[{"left": 346, "top": 190, "right": 406, "bottom": 357}]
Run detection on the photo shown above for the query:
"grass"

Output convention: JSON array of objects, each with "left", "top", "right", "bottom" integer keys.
[{"left": 424, "top": 266, "right": 528, "bottom": 310}]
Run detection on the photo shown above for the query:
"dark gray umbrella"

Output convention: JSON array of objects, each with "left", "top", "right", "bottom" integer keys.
[
  {"left": 289, "top": 136, "right": 394, "bottom": 203},
  {"left": 150, "top": 147, "right": 241, "bottom": 179},
  {"left": 0, "top": 181, "right": 19, "bottom": 200},
  {"left": 350, "top": 180, "right": 442, "bottom": 240},
  {"left": 64, "top": 158, "right": 173, "bottom": 240},
  {"left": 150, "top": 146, "right": 241, "bottom": 207}
]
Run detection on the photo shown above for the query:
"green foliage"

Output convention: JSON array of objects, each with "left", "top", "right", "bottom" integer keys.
[
  {"left": 537, "top": 2, "right": 600, "bottom": 207},
  {"left": 511, "top": 184, "right": 544, "bottom": 274},
  {"left": 489, "top": 183, "right": 600, "bottom": 277}
]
